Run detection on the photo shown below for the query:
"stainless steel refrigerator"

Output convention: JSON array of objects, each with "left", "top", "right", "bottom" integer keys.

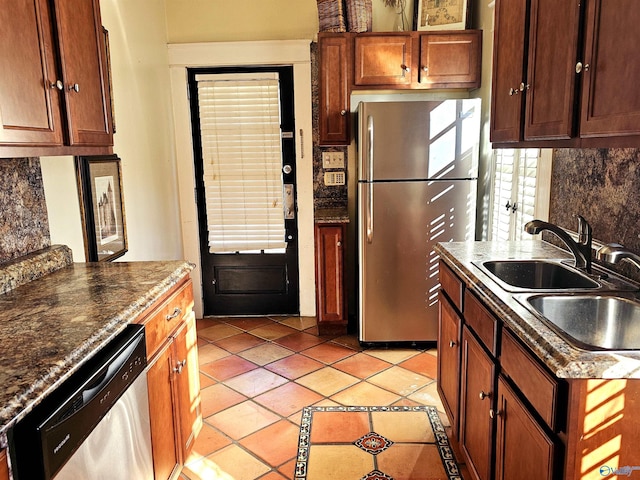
[{"left": 357, "top": 99, "right": 480, "bottom": 343}]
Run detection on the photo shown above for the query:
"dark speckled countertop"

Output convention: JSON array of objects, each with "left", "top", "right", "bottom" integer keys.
[
  {"left": 0, "top": 252, "right": 193, "bottom": 444},
  {"left": 436, "top": 240, "right": 640, "bottom": 379},
  {"left": 314, "top": 207, "right": 349, "bottom": 224}
]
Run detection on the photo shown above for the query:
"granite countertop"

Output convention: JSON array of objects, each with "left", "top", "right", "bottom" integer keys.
[
  {"left": 436, "top": 240, "right": 640, "bottom": 379},
  {"left": 0, "top": 249, "right": 194, "bottom": 443},
  {"left": 314, "top": 207, "right": 349, "bottom": 224}
]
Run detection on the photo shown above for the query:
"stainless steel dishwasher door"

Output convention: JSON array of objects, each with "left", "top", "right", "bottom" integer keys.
[{"left": 53, "top": 372, "right": 153, "bottom": 480}]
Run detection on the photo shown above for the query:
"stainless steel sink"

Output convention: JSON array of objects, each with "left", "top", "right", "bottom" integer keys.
[
  {"left": 521, "top": 294, "right": 640, "bottom": 350},
  {"left": 474, "top": 259, "right": 600, "bottom": 292}
]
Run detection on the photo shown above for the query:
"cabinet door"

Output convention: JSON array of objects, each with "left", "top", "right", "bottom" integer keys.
[
  {"left": 495, "top": 376, "right": 556, "bottom": 480},
  {"left": 318, "top": 34, "right": 350, "bottom": 146},
  {"left": 523, "top": 0, "right": 580, "bottom": 140},
  {"left": 53, "top": 0, "right": 113, "bottom": 146},
  {"left": 314, "top": 223, "right": 347, "bottom": 333},
  {"left": 354, "top": 35, "right": 413, "bottom": 86},
  {"left": 460, "top": 326, "right": 495, "bottom": 480},
  {"left": 418, "top": 31, "right": 481, "bottom": 89},
  {"left": 0, "top": 0, "right": 64, "bottom": 145},
  {"left": 147, "top": 341, "right": 181, "bottom": 480},
  {"left": 437, "top": 292, "right": 461, "bottom": 438},
  {"left": 172, "top": 314, "right": 202, "bottom": 462},
  {"left": 579, "top": 0, "right": 640, "bottom": 138},
  {"left": 490, "top": 0, "right": 528, "bottom": 143}
]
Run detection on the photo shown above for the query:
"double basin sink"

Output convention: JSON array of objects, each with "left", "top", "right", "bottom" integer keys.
[{"left": 473, "top": 259, "right": 640, "bottom": 351}]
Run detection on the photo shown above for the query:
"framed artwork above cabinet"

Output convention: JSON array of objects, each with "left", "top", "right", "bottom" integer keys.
[{"left": 318, "top": 30, "right": 482, "bottom": 146}]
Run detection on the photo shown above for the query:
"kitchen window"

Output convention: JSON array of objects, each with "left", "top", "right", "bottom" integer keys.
[{"left": 489, "top": 148, "right": 552, "bottom": 241}]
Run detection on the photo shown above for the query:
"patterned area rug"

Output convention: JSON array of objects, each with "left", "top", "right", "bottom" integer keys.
[{"left": 295, "top": 406, "right": 462, "bottom": 480}]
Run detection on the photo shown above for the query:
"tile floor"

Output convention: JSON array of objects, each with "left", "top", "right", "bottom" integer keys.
[{"left": 180, "top": 316, "right": 467, "bottom": 480}]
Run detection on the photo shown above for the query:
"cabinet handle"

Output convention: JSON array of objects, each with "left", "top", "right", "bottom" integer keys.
[
  {"left": 422, "top": 66, "right": 428, "bottom": 73},
  {"left": 401, "top": 64, "right": 410, "bottom": 72},
  {"left": 449, "top": 340, "right": 456, "bottom": 348},
  {"left": 166, "top": 307, "right": 182, "bottom": 321},
  {"left": 479, "top": 390, "right": 490, "bottom": 400},
  {"left": 509, "top": 87, "right": 520, "bottom": 96},
  {"left": 50, "top": 80, "right": 64, "bottom": 91},
  {"left": 340, "top": 110, "right": 347, "bottom": 116},
  {"left": 336, "top": 240, "right": 342, "bottom": 247},
  {"left": 489, "top": 409, "right": 501, "bottom": 418},
  {"left": 68, "top": 83, "right": 80, "bottom": 93},
  {"left": 173, "top": 359, "right": 187, "bottom": 374}
]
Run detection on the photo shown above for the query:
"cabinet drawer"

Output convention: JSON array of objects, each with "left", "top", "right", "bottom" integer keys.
[
  {"left": 500, "top": 328, "right": 559, "bottom": 430},
  {"left": 439, "top": 261, "right": 463, "bottom": 311},
  {"left": 140, "top": 279, "right": 193, "bottom": 358},
  {"left": 464, "top": 290, "right": 499, "bottom": 356}
]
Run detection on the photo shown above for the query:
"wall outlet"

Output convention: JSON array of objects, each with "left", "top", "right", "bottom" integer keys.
[
  {"left": 322, "top": 151, "right": 345, "bottom": 169},
  {"left": 324, "top": 171, "right": 346, "bottom": 186}
]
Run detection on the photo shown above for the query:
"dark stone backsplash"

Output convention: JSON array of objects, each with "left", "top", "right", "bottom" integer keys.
[
  {"left": 0, "top": 158, "right": 50, "bottom": 263},
  {"left": 550, "top": 148, "right": 640, "bottom": 282}
]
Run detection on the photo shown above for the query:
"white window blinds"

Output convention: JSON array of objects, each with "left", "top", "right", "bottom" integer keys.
[
  {"left": 490, "top": 148, "right": 540, "bottom": 242},
  {"left": 195, "top": 73, "right": 286, "bottom": 253}
]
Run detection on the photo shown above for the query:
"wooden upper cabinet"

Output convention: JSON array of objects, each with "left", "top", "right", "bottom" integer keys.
[
  {"left": 579, "top": 0, "right": 640, "bottom": 138},
  {"left": 0, "top": 0, "right": 63, "bottom": 146},
  {"left": 318, "top": 33, "right": 350, "bottom": 146},
  {"left": 490, "top": 0, "right": 527, "bottom": 143},
  {"left": 491, "top": 0, "right": 640, "bottom": 146},
  {"left": 419, "top": 31, "right": 481, "bottom": 88},
  {"left": 354, "top": 34, "right": 413, "bottom": 86},
  {"left": 53, "top": 0, "right": 113, "bottom": 146},
  {"left": 523, "top": 0, "right": 580, "bottom": 141},
  {"left": 0, "top": 0, "right": 113, "bottom": 152}
]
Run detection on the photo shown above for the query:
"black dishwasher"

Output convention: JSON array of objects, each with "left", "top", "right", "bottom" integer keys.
[{"left": 9, "top": 324, "right": 153, "bottom": 480}]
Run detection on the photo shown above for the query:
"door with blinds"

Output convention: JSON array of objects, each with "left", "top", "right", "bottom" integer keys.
[{"left": 188, "top": 66, "right": 299, "bottom": 315}]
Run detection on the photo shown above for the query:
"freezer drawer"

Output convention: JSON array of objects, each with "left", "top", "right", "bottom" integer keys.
[{"left": 358, "top": 179, "right": 476, "bottom": 342}]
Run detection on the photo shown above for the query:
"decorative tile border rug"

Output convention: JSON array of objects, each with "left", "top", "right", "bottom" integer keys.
[{"left": 295, "top": 405, "right": 462, "bottom": 480}]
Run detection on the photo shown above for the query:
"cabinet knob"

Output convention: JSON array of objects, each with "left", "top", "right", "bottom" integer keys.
[
  {"left": 422, "top": 66, "right": 428, "bottom": 73},
  {"left": 68, "top": 83, "right": 80, "bottom": 93},
  {"left": 575, "top": 62, "right": 589, "bottom": 74},
  {"left": 449, "top": 340, "right": 456, "bottom": 348},
  {"left": 173, "top": 359, "right": 187, "bottom": 374},
  {"left": 401, "top": 64, "right": 410, "bottom": 72},
  {"left": 340, "top": 110, "right": 347, "bottom": 116},
  {"left": 489, "top": 409, "right": 501, "bottom": 418},
  {"left": 519, "top": 82, "right": 529, "bottom": 91},
  {"left": 336, "top": 240, "right": 342, "bottom": 247},
  {"left": 50, "top": 80, "right": 64, "bottom": 91},
  {"left": 479, "top": 390, "right": 490, "bottom": 400},
  {"left": 509, "top": 87, "right": 520, "bottom": 96}
]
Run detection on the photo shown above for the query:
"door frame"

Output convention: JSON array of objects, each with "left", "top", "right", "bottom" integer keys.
[{"left": 168, "top": 40, "right": 315, "bottom": 319}]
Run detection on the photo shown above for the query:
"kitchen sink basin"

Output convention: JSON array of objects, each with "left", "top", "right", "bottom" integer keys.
[
  {"left": 475, "top": 259, "right": 600, "bottom": 291},
  {"left": 522, "top": 294, "right": 640, "bottom": 350}
]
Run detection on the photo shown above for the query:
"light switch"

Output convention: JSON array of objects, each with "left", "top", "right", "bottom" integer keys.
[{"left": 322, "top": 151, "right": 345, "bottom": 169}]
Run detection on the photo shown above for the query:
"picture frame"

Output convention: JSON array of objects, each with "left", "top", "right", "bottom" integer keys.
[
  {"left": 76, "top": 155, "right": 128, "bottom": 262},
  {"left": 414, "top": 0, "right": 470, "bottom": 31}
]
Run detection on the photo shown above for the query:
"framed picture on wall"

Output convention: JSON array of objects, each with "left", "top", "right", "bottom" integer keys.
[
  {"left": 76, "top": 154, "right": 128, "bottom": 262},
  {"left": 415, "top": 0, "right": 470, "bottom": 31}
]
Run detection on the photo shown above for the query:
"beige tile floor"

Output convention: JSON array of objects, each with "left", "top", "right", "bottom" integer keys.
[{"left": 180, "top": 316, "right": 467, "bottom": 480}]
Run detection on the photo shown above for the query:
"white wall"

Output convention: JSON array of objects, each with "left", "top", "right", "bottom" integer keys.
[{"left": 41, "top": 0, "right": 184, "bottom": 262}]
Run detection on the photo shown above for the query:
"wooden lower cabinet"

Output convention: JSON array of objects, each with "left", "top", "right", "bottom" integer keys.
[
  {"left": 494, "top": 376, "right": 556, "bottom": 480},
  {"left": 314, "top": 222, "right": 347, "bottom": 335},
  {"left": 147, "top": 341, "right": 180, "bottom": 480},
  {"left": 0, "top": 448, "right": 8, "bottom": 480},
  {"left": 437, "top": 292, "right": 462, "bottom": 438},
  {"left": 460, "top": 326, "right": 495, "bottom": 480},
  {"left": 138, "top": 277, "right": 202, "bottom": 480}
]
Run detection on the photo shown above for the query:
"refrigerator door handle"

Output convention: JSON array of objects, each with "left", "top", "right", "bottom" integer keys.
[{"left": 367, "top": 115, "right": 374, "bottom": 243}]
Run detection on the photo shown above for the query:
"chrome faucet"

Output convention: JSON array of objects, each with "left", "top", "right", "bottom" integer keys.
[
  {"left": 524, "top": 215, "right": 592, "bottom": 273},
  {"left": 596, "top": 243, "right": 640, "bottom": 270}
]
